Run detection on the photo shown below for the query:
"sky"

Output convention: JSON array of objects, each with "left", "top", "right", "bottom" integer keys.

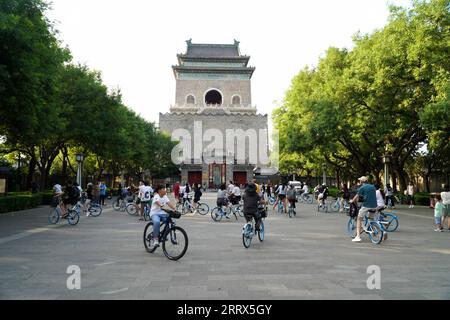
[{"left": 46, "top": 0, "right": 413, "bottom": 129}]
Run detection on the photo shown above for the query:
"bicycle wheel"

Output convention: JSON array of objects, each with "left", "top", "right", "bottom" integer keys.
[
  {"left": 113, "top": 201, "right": 121, "bottom": 211},
  {"left": 306, "top": 195, "right": 313, "bottom": 204},
  {"left": 368, "top": 222, "right": 384, "bottom": 244},
  {"left": 126, "top": 203, "right": 137, "bottom": 216},
  {"left": 258, "top": 220, "right": 265, "bottom": 242},
  {"left": 197, "top": 203, "right": 209, "bottom": 215},
  {"left": 48, "top": 207, "right": 60, "bottom": 224},
  {"left": 268, "top": 196, "right": 275, "bottom": 205},
  {"left": 67, "top": 209, "right": 79, "bottom": 225},
  {"left": 211, "top": 207, "right": 223, "bottom": 222},
  {"left": 176, "top": 202, "right": 184, "bottom": 214},
  {"left": 162, "top": 226, "right": 188, "bottom": 261},
  {"left": 347, "top": 217, "right": 357, "bottom": 237},
  {"left": 380, "top": 213, "right": 399, "bottom": 232},
  {"left": 143, "top": 222, "right": 158, "bottom": 253},
  {"left": 331, "top": 200, "right": 340, "bottom": 212},
  {"left": 288, "top": 207, "right": 295, "bottom": 218},
  {"left": 144, "top": 208, "right": 151, "bottom": 221},
  {"left": 234, "top": 204, "right": 244, "bottom": 217},
  {"left": 89, "top": 204, "right": 102, "bottom": 217},
  {"left": 242, "top": 223, "right": 253, "bottom": 248}
]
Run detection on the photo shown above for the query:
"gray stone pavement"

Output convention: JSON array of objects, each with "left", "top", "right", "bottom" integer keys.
[{"left": 0, "top": 193, "right": 449, "bottom": 300}]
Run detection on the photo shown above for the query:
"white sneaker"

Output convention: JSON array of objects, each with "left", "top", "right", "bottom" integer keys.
[
  {"left": 152, "top": 239, "right": 160, "bottom": 247},
  {"left": 352, "top": 236, "right": 362, "bottom": 242}
]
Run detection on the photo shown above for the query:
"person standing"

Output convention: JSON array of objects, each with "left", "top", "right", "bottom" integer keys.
[
  {"left": 99, "top": 181, "right": 107, "bottom": 206},
  {"left": 340, "top": 183, "right": 350, "bottom": 213},
  {"left": 173, "top": 181, "right": 180, "bottom": 203},
  {"left": 350, "top": 176, "right": 377, "bottom": 242},
  {"left": 407, "top": 181, "right": 415, "bottom": 208},
  {"left": 434, "top": 194, "right": 444, "bottom": 232},
  {"left": 384, "top": 183, "right": 396, "bottom": 209},
  {"left": 440, "top": 185, "right": 450, "bottom": 230},
  {"left": 193, "top": 183, "right": 202, "bottom": 214}
]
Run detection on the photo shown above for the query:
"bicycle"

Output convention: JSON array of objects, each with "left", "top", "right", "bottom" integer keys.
[
  {"left": 78, "top": 194, "right": 102, "bottom": 217},
  {"left": 211, "top": 204, "right": 233, "bottom": 222},
  {"left": 347, "top": 209, "right": 384, "bottom": 244},
  {"left": 267, "top": 195, "right": 276, "bottom": 205},
  {"left": 143, "top": 209, "right": 188, "bottom": 260},
  {"left": 296, "top": 192, "right": 313, "bottom": 204},
  {"left": 242, "top": 205, "right": 266, "bottom": 248},
  {"left": 330, "top": 197, "right": 349, "bottom": 213},
  {"left": 113, "top": 197, "right": 127, "bottom": 212},
  {"left": 276, "top": 199, "right": 286, "bottom": 214},
  {"left": 176, "top": 197, "right": 209, "bottom": 215},
  {"left": 48, "top": 196, "right": 80, "bottom": 226},
  {"left": 287, "top": 201, "right": 296, "bottom": 218}
]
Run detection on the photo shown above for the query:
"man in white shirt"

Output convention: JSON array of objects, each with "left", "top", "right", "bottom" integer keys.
[
  {"left": 231, "top": 183, "right": 241, "bottom": 204},
  {"left": 139, "top": 181, "right": 153, "bottom": 221},
  {"left": 227, "top": 181, "right": 235, "bottom": 195},
  {"left": 441, "top": 184, "right": 450, "bottom": 230},
  {"left": 53, "top": 183, "right": 63, "bottom": 195},
  {"left": 150, "top": 185, "right": 177, "bottom": 247}
]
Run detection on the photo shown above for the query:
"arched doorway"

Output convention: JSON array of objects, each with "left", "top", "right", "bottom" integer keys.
[{"left": 205, "top": 89, "right": 222, "bottom": 105}]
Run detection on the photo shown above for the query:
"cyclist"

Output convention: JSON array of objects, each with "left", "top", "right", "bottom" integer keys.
[
  {"left": 317, "top": 183, "right": 328, "bottom": 208},
  {"left": 252, "top": 179, "right": 262, "bottom": 197},
  {"left": 339, "top": 183, "right": 350, "bottom": 213},
  {"left": 193, "top": 183, "right": 202, "bottom": 214},
  {"left": 139, "top": 181, "right": 153, "bottom": 221},
  {"left": 173, "top": 181, "right": 180, "bottom": 203},
  {"left": 84, "top": 182, "right": 94, "bottom": 216},
  {"left": 216, "top": 183, "right": 230, "bottom": 218},
  {"left": 273, "top": 183, "right": 287, "bottom": 213},
  {"left": 350, "top": 176, "right": 377, "bottom": 242},
  {"left": 384, "top": 183, "right": 395, "bottom": 209},
  {"left": 231, "top": 182, "right": 241, "bottom": 205},
  {"left": 243, "top": 183, "right": 265, "bottom": 231},
  {"left": 286, "top": 184, "right": 296, "bottom": 213},
  {"left": 62, "top": 181, "right": 81, "bottom": 218},
  {"left": 299, "top": 182, "right": 309, "bottom": 199},
  {"left": 149, "top": 185, "right": 177, "bottom": 247}
]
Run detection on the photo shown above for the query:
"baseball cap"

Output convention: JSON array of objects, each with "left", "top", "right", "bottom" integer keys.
[{"left": 358, "top": 176, "right": 368, "bottom": 182}]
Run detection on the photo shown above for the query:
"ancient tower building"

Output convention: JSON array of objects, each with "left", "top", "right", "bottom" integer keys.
[{"left": 159, "top": 39, "right": 268, "bottom": 188}]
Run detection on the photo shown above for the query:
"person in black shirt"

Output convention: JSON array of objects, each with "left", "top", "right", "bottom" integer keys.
[{"left": 243, "top": 183, "right": 265, "bottom": 231}]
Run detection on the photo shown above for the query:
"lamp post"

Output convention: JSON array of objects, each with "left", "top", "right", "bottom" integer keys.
[
  {"left": 76, "top": 153, "right": 84, "bottom": 187},
  {"left": 322, "top": 163, "right": 327, "bottom": 186},
  {"left": 382, "top": 155, "right": 391, "bottom": 186}
]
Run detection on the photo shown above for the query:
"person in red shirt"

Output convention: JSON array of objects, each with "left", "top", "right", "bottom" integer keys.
[{"left": 173, "top": 181, "right": 180, "bottom": 203}]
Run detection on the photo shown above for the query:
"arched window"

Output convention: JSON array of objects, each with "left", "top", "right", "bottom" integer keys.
[
  {"left": 205, "top": 89, "right": 222, "bottom": 105},
  {"left": 186, "top": 95, "right": 195, "bottom": 104},
  {"left": 231, "top": 95, "right": 241, "bottom": 105}
]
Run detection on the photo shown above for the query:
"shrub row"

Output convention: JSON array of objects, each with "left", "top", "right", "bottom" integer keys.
[{"left": 0, "top": 194, "right": 43, "bottom": 214}]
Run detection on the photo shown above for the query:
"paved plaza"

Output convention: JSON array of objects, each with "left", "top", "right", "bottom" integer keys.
[{"left": 0, "top": 193, "right": 449, "bottom": 300}]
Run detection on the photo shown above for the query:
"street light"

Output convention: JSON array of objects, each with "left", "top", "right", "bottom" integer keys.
[
  {"left": 382, "top": 154, "right": 391, "bottom": 186},
  {"left": 76, "top": 153, "right": 84, "bottom": 187},
  {"left": 322, "top": 163, "right": 327, "bottom": 186}
]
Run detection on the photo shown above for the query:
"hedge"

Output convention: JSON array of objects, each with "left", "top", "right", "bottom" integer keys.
[{"left": 0, "top": 194, "right": 43, "bottom": 214}]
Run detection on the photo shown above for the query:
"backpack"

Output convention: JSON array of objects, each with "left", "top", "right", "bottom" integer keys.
[
  {"left": 348, "top": 202, "right": 359, "bottom": 218},
  {"left": 70, "top": 185, "right": 80, "bottom": 199},
  {"left": 286, "top": 188, "right": 295, "bottom": 200}
]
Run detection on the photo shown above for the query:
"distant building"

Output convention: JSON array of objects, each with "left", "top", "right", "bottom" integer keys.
[{"left": 159, "top": 39, "right": 268, "bottom": 188}]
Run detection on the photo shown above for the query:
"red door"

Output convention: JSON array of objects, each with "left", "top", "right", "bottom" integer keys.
[
  {"left": 233, "top": 171, "right": 247, "bottom": 186},
  {"left": 188, "top": 171, "right": 202, "bottom": 186}
]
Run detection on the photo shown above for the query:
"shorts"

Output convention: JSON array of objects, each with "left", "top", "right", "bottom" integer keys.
[
  {"left": 443, "top": 204, "right": 450, "bottom": 217},
  {"left": 278, "top": 194, "right": 286, "bottom": 200},
  {"left": 141, "top": 200, "right": 150, "bottom": 206},
  {"left": 136, "top": 198, "right": 141, "bottom": 205},
  {"left": 435, "top": 217, "right": 442, "bottom": 225},
  {"left": 217, "top": 198, "right": 226, "bottom": 207},
  {"left": 194, "top": 197, "right": 200, "bottom": 204},
  {"left": 358, "top": 206, "right": 376, "bottom": 219}
]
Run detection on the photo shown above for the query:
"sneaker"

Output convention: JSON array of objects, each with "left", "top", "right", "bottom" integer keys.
[
  {"left": 434, "top": 228, "right": 442, "bottom": 232},
  {"left": 152, "top": 239, "right": 160, "bottom": 247},
  {"left": 383, "top": 233, "right": 388, "bottom": 241},
  {"left": 352, "top": 236, "right": 362, "bottom": 242},
  {"left": 225, "top": 215, "right": 230, "bottom": 219}
]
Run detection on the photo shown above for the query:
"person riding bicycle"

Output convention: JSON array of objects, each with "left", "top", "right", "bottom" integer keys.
[
  {"left": 286, "top": 185, "right": 296, "bottom": 213},
  {"left": 62, "top": 181, "right": 81, "bottom": 218},
  {"left": 273, "top": 183, "right": 287, "bottom": 213},
  {"left": 384, "top": 183, "right": 395, "bottom": 209},
  {"left": 350, "top": 176, "right": 377, "bottom": 242},
  {"left": 230, "top": 182, "right": 241, "bottom": 205},
  {"left": 139, "top": 181, "right": 153, "bottom": 221},
  {"left": 84, "top": 182, "right": 94, "bottom": 216},
  {"left": 317, "top": 183, "right": 328, "bottom": 208},
  {"left": 243, "top": 183, "right": 265, "bottom": 231},
  {"left": 150, "top": 185, "right": 177, "bottom": 247},
  {"left": 217, "top": 183, "right": 231, "bottom": 218},
  {"left": 193, "top": 183, "right": 202, "bottom": 214},
  {"left": 339, "top": 183, "right": 351, "bottom": 213}
]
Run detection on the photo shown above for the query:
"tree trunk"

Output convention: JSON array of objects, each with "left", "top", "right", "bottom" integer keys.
[
  {"left": 424, "top": 174, "right": 430, "bottom": 193},
  {"left": 61, "top": 147, "right": 68, "bottom": 187},
  {"left": 392, "top": 172, "right": 398, "bottom": 192},
  {"left": 26, "top": 156, "right": 37, "bottom": 190},
  {"left": 397, "top": 168, "right": 408, "bottom": 192}
]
